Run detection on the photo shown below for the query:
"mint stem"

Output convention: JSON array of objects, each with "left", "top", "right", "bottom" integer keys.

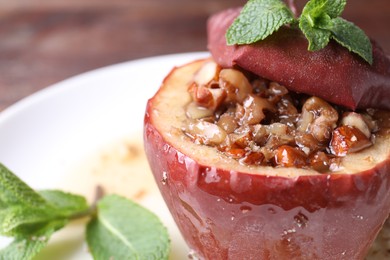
[
  {"left": 69, "top": 207, "right": 95, "bottom": 221},
  {"left": 70, "top": 186, "right": 105, "bottom": 220}
]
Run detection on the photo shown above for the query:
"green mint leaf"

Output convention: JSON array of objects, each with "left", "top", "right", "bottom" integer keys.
[
  {"left": 226, "top": 0, "right": 295, "bottom": 45},
  {"left": 329, "top": 17, "right": 373, "bottom": 64},
  {"left": 299, "top": 0, "right": 372, "bottom": 63},
  {"left": 301, "top": 0, "right": 346, "bottom": 19},
  {"left": 0, "top": 164, "right": 46, "bottom": 207},
  {"left": 299, "top": 16, "right": 331, "bottom": 51},
  {"left": 0, "top": 220, "right": 66, "bottom": 260},
  {"left": 39, "top": 190, "right": 89, "bottom": 218},
  {"left": 86, "top": 195, "right": 170, "bottom": 260},
  {"left": 0, "top": 238, "right": 48, "bottom": 260},
  {"left": 299, "top": 0, "right": 343, "bottom": 50},
  {"left": 0, "top": 189, "right": 88, "bottom": 237},
  {"left": 0, "top": 206, "right": 59, "bottom": 236},
  {"left": 0, "top": 190, "right": 89, "bottom": 237}
]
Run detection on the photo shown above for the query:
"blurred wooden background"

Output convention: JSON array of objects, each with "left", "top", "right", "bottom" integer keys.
[{"left": 0, "top": 0, "right": 389, "bottom": 111}]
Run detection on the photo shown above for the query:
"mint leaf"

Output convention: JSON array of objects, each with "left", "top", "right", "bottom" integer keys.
[
  {"left": 226, "top": 0, "right": 295, "bottom": 45},
  {"left": 0, "top": 164, "right": 46, "bottom": 207},
  {"left": 299, "top": 0, "right": 372, "bottom": 64},
  {"left": 0, "top": 238, "right": 48, "bottom": 260},
  {"left": 0, "top": 206, "right": 59, "bottom": 236},
  {"left": 299, "top": 0, "right": 343, "bottom": 50},
  {"left": 0, "top": 220, "right": 66, "bottom": 260},
  {"left": 86, "top": 195, "right": 170, "bottom": 260},
  {"left": 299, "top": 15, "right": 331, "bottom": 51},
  {"left": 0, "top": 191, "right": 88, "bottom": 237},
  {"left": 39, "top": 190, "right": 89, "bottom": 218},
  {"left": 301, "top": 0, "right": 346, "bottom": 19},
  {"left": 330, "top": 17, "right": 373, "bottom": 64}
]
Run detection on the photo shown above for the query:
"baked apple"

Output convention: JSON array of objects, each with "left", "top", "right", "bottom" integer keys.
[
  {"left": 144, "top": 59, "right": 390, "bottom": 259},
  {"left": 144, "top": 5, "right": 390, "bottom": 260}
]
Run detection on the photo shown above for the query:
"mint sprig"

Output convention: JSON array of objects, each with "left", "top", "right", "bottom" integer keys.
[
  {"left": 226, "top": 0, "right": 373, "bottom": 64},
  {"left": 0, "top": 163, "right": 170, "bottom": 259}
]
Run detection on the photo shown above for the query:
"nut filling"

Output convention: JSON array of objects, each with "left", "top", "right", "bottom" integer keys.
[{"left": 182, "top": 60, "right": 380, "bottom": 172}]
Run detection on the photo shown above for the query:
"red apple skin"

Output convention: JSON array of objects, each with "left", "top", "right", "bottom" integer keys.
[
  {"left": 144, "top": 63, "right": 390, "bottom": 260},
  {"left": 145, "top": 119, "right": 390, "bottom": 259},
  {"left": 207, "top": 8, "right": 390, "bottom": 111}
]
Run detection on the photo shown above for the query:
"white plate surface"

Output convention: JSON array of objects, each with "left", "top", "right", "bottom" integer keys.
[{"left": 0, "top": 52, "right": 209, "bottom": 259}]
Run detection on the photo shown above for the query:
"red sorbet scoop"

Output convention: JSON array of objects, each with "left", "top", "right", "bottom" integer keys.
[{"left": 207, "top": 8, "right": 390, "bottom": 110}]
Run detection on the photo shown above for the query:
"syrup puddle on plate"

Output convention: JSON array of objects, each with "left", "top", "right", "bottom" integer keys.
[{"left": 34, "top": 132, "right": 189, "bottom": 260}]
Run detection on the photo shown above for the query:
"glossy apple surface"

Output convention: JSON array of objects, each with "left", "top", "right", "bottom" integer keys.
[
  {"left": 207, "top": 8, "right": 390, "bottom": 111},
  {"left": 144, "top": 60, "right": 390, "bottom": 259}
]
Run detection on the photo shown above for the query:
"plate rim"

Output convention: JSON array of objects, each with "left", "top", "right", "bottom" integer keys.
[{"left": 0, "top": 51, "right": 209, "bottom": 126}]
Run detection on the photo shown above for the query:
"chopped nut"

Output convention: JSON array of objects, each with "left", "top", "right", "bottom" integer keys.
[
  {"left": 217, "top": 113, "right": 238, "bottom": 134},
  {"left": 186, "top": 101, "right": 213, "bottom": 119},
  {"left": 239, "top": 151, "right": 265, "bottom": 165},
  {"left": 225, "top": 148, "right": 246, "bottom": 159},
  {"left": 251, "top": 78, "right": 268, "bottom": 96},
  {"left": 309, "top": 152, "right": 330, "bottom": 172},
  {"left": 268, "top": 82, "right": 289, "bottom": 96},
  {"left": 265, "top": 135, "right": 295, "bottom": 150},
  {"left": 240, "top": 94, "right": 275, "bottom": 125},
  {"left": 274, "top": 145, "right": 307, "bottom": 168},
  {"left": 229, "top": 126, "right": 253, "bottom": 148},
  {"left": 295, "top": 132, "right": 322, "bottom": 154},
  {"left": 219, "top": 68, "right": 252, "bottom": 103},
  {"left": 340, "top": 112, "right": 371, "bottom": 138},
  {"left": 188, "top": 83, "right": 226, "bottom": 111},
  {"left": 298, "top": 97, "right": 339, "bottom": 143},
  {"left": 330, "top": 125, "right": 372, "bottom": 157},
  {"left": 278, "top": 97, "right": 299, "bottom": 116},
  {"left": 268, "top": 82, "right": 289, "bottom": 103},
  {"left": 362, "top": 113, "right": 378, "bottom": 133},
  {"left": 267, "top": 123, "right": 288, "bottom": 136},
  {"left": 183, "top": 120, "right": 227, "bottom": 145},
  {"left": 193, "top": 60, "right": 221, "bottom": 86},
  {"left": 252, "top": 124, "right": 268, "bottom": 144}
]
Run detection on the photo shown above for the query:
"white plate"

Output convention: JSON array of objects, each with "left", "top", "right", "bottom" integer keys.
[{"left": 0, "top": 52, "right": 209, "bottom": 259}]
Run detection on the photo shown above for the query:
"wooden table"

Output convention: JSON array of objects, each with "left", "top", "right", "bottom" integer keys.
[{"left": 0, "top": 0, "right": 389, "bottom": 111}]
